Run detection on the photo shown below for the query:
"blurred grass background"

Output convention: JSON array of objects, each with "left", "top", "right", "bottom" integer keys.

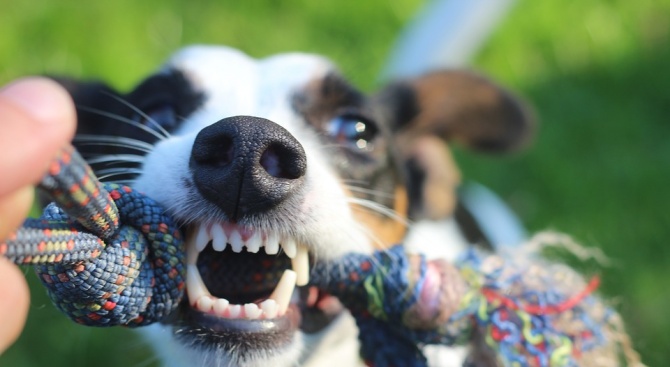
[{"left": 1, "top": 1, "right": 669, "bottom": 366}]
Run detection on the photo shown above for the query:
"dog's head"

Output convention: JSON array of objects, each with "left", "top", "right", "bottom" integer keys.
[{"left": 57, "top": 45, "right": 532, "bottom": 367}]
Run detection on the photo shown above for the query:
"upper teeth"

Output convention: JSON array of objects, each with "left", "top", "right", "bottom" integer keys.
[{"left": 185, "top": 223, "right": 310, "bottom": 320}]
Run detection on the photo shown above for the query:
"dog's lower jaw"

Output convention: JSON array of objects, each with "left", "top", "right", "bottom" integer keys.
[{"left": 141, "top": 323, "right": 304, "bottom": 367}]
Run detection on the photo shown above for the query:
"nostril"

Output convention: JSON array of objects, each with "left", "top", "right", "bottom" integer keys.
[
  {"left": 194, "top": 135, "right": 235, "bottom": 167},
  {"left": 259, "top": 142, "right": 306, "bottom": 180}
]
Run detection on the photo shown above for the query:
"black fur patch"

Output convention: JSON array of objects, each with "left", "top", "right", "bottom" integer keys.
[{"left": 55, "top": 70, "right": 204, "bottom": 181}]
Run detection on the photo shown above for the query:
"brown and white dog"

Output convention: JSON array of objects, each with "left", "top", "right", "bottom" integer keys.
[{"left": 56, "top": 45, "right": 533, "bottom": 367}]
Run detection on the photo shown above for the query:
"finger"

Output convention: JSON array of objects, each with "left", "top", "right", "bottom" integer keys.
[
  {"left": 0, "top": 186, "right": 34, "bottom": 241},
  {"left": 0, "top": 257, "right": 29, "bottom": 354},
  {"left": 0, "top": 77, "right": 76, "bottom": 197}
]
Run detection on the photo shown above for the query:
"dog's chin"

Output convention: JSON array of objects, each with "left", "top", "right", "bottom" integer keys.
[
  {"left": 168, "top": 304, "right": 302, "bottom": 366},
  {"left": 155, "top": 221, "right": 344, "bottom": 367}
]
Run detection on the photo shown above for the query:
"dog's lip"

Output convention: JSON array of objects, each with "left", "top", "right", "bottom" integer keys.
[
  {"left": 183, "top": 303, "right": 300, "bottom": 333},
  {"left": 172, "top": 302, "right": 301, "bottom": 352}
]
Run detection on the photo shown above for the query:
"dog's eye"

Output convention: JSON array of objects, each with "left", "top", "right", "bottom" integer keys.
[
  {"left": 326, "top": 114, "right": 379, "bottom": 151},
  {"left": 133, "top": 103, "right": 178, "bottom": 132}
]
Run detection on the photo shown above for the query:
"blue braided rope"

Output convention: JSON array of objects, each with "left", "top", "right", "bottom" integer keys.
[
  {"left": 2, "top": 146, "right": 186, "bottom": 327},
  {"left": 35, "top": 183, "right": 186, "bottom": 326}
]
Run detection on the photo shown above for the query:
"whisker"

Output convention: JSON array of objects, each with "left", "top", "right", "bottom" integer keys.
[
  {"left": 344, "top": 185, "right": 395, "bottom": 199},
  {"left": 86, "top": 154, "right": 146, "bottom": 165},
  {"left": 96, "top": 168, "right": 144, "bottom": 181},
  {"left": 96, "top": 167, "right": 144, "bottom": 175},
  {"left": 101, "top": 91, "right": 171, "bottom": 139},
  {"left": 347, "top": 197, "right": 410, "bottom": 227},
  {"left": 74, "top": 135, "right": 154, "bottom": 154},
  {"left": 340, "top": 178, "right": 370, "bottom": 186},
  {"left": 77, "top": 105, "right": 167, "bottom": 141}
]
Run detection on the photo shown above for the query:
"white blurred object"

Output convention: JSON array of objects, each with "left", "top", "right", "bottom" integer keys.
[
  {"left": 459, "top": 182, "right": 527, "bottom": 249},
  {"left": 382, "top": 0, "right": 517, "bottom": 79}
]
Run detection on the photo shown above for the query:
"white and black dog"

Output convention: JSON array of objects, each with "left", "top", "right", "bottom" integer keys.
[{"left": 55, "top": 45, "right": 533, "bottom": 367}]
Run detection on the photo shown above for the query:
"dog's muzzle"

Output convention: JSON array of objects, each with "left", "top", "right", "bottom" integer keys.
[{"left": 174, "top": 115, "right": 319, "bottom": 354}]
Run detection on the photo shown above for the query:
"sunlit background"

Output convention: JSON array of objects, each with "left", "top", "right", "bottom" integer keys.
[{"left": 2, "top": 1, "right": 669, "bottom": 366}]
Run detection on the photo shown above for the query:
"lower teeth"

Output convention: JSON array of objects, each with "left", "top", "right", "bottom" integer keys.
[{"left": 188, "top": 269, "right": 297, "bottom": 320}]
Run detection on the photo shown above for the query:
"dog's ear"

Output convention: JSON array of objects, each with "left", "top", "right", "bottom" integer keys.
[
  {"left": 380, "top": 70, "right": 535, "bottom": 153},
  {"left": 376, "top": 70, "right": 535, "bottom": 220}
]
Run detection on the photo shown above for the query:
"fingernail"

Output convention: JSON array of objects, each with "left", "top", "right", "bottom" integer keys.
[{"left": 0, "top": 77, "right": 75, "bottom": 125}]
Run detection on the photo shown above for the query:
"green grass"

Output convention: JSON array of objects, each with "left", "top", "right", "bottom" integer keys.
[{"left": 1, "top": 1, "right": 669, "bottom": 366}]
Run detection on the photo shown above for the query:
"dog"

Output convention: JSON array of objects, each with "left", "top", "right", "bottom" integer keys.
[{"left": 54, "top": 44, "right": 533, "bottom": 367}]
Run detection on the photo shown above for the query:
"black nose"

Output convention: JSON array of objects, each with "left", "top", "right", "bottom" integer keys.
[{"left": 190, "top": 116, "right": 307, "bottom": 220}]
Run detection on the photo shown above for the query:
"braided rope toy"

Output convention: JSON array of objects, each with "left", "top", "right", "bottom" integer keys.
[
  {"left": 1, "top": 146, "right": 643, "bottom": 366},
  {"left": 1, "top": 146, "right": 185, "bottom": 326}
]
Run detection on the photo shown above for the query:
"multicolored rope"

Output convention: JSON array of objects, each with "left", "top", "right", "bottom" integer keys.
[
  {"left": 1, "top": 146, "right": 186, "bottom": 326},
  {"left": 310, "top": 244, "right": 640, "bottom": 367},
  {"left": 0, "top": 146, "right": 642, "bottom": 366}
]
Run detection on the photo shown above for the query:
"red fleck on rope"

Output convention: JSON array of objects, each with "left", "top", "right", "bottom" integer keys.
[{"left": 481, "top": 276, "right": 601, "bottom": 315}]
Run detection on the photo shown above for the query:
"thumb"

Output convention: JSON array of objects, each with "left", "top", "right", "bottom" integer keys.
[{"left": 0, "top": 77, "right": 76, "bottom": 197}]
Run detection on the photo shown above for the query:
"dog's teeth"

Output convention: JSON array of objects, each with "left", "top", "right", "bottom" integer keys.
[
  {"left": 246, "top": 232, "right": 262, "bottom": 253},
  {"left": 282, "top": 237, "right": 297, "bottom": 258},
  {"left": 244, "top": 303, "right": 263, "bottom": 319},
  {"left": 195, "top": 224, "right": 211, "bottom": 252},
  {"left": 186, "top": 264, "right": 209, "bottom": 304},
  {"left": 213, "top": 298, "right": 229, "bottom": 316},
  {"left": 260, "top": 299, "right": 278, "bottom": 319},
  {"left": 229, "top": 230, "right": 244, "bottom": 253},
  {"left": 264, "top": 232, "right": 279, "bottom": 255},
  {"left": 186, "top": 231, "right": 200, "bottom": 266},
  {"left": 228, "top": 304, "right": 242, "bottom": 318},
  {"left": 292, "top": 244, "right": 310, "bottom": 286},
  {"left": 196, "top": 296, "right": 214, "bottom": 313},
  {"left": 269, "top": 269, "right": 297, "bottom": 316},
  {"left": 211, "top": 224, "right": 227, "bottom": 251}
]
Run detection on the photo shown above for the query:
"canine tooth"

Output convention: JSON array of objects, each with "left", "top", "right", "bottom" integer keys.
[
  {"left": 292, "top": 245, "right": 310, "bottom": 286},
  {"left": 228, "top": 304, "right": 242, "bottom": 318},
  {"left": 269, "top": 269, "right": 297, "bottom": 315},
  {"left": 213, "top": 298, "right": 230, "bottom": 316},
  {"left": 264, "top": 232, "right": 279, "bottom": 255},
  {"left": 260, "top": 299, "right": 278, "bottom": 319},
  {"left": 211, "top": 224, "right": 227, "bottom": 251},
  {"left": 244, "top": 303, "right": 262, "bottom": 319},
  {"left": 186, "top": 231, "right": 200, "bottom": 266},
  {"left": 186, "top": 264, "right": 209, "bottom": 304},
  {"left": 197, "top": 296, "right": 214, "bottom": 313},
  {"left": 229, "top": 230, "right": 244, "bottom": 252},
  {"left": 282, "top": 237, "right": 297, "bottom": 258},
  {"left": 246, "top": 232, "right": 262, "bottom": 253},
  {"left": 195, "top": 225, "right": 211, "bottom": 252}
]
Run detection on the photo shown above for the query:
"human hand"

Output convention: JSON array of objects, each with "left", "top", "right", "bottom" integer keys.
[{"left": 0, "top": 77, "right": 76, "bottom": 353}]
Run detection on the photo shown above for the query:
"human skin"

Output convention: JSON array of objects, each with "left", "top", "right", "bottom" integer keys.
[{"left": 0, "top": 78, "right": 76, "bottom": 353}]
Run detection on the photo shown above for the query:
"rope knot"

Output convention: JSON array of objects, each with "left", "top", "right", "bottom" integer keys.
[{"left": 35, "top": 183, "right": 185, "bottom": 326}]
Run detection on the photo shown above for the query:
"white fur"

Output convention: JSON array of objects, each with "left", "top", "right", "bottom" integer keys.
[
  {"left": 134, "top": 46, "right": 370, "bottom": 259},
  {"left": 131, "top": 45, "right": 469, "bottom": 367},
  {"left": 404, "top": 217, "right": 469, "bottom": 262},
  {"left": 133, "top": 45, "right": 373, "bottom": 367}
]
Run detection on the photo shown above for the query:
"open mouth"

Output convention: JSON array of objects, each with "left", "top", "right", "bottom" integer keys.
[
  {"left": 185, "top": 222, "right": 310, "bottom": 319},
  {"left": 170, "top": 221, "right": 339, "bottom": 351}
]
